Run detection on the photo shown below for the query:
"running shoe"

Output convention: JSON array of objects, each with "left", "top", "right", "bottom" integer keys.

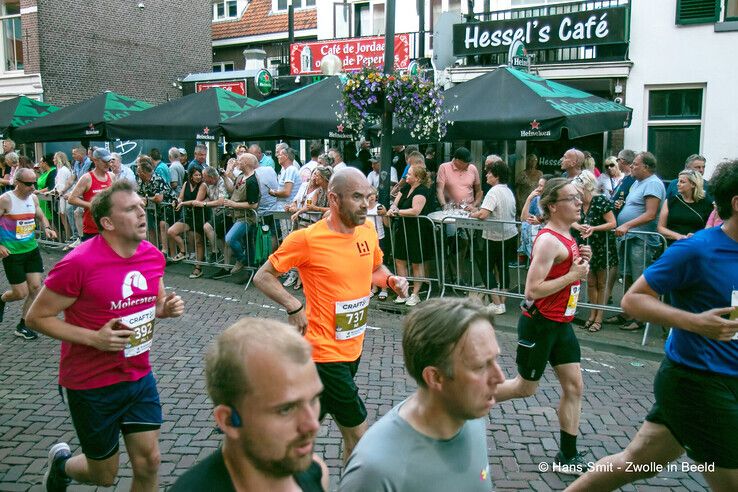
[
  {"left": 282, "top": 271, "right": 297, "bottom": 287},
  {"left": 394, "top": 296, "right": 407, "bottom": 304},
  {"left": 15, "top": 324, "right": 38, "bottom": 340},
  {"left": 44, "top": 442, "right": 72, "bottom": 492},
  {"left": 489, "top": 303, "right": 506, "bottom": 315},
  {"left": 211, "top": 268, "right": 232, "bottom": 280},
  {"left": 63, "top": 237, "right": 80, "bottom": 251},
  {"left": 553, "top": 451, "right": 588, "bottom": 476},
  {"left": 377, "top": 290, "right": 388, "bottom": 301},
  {"left": 0, "top": 297, "right": 4, "bottom": 322}
]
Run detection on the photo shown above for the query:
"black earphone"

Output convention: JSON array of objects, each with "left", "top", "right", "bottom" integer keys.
[{"left": 229, "top": 406, "right": 242, "bottom": 427}]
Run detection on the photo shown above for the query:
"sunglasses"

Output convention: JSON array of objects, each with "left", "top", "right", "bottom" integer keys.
[
  {"left": 18, "top": 180, "right": 37, "bottom": 187},
  {"left": 606, "top": 164, "right": 616, "bottom": 168}
]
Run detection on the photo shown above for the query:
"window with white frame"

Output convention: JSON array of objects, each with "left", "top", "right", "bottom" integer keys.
[
  {"left": 213, "top": 0, "right": 244, "bottom": 21},
  {"left": 213, "top": 62, "right": 235, "bottom": 73},
  {"left": 274, "top": 0, "right": 316, "bottom": 12},
  {"left": 726, "top": 0, "right": 738, "bottom": 21},
  {"left": 1, "top": 0, "right": 22, "bottom": 72},
  {"left": 646, "top": 87, "right": 704, "bottom": 179}
]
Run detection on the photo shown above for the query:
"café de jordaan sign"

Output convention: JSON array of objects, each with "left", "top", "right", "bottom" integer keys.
[{"left": 453, "top": 6, "right": 627, "bottom": 56}]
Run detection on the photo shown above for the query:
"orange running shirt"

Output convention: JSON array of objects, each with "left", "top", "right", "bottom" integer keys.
[{"left": 269, "top": 219, "right": 383, "bottom": 363}]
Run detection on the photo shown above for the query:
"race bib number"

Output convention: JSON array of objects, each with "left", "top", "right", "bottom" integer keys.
[
  {"left": 335, "top": 295, "right": 370, "bottom": 341},
  {"left": 15, "top": 218, "right": 35, "bottom": 240},
  {"left": 730, "top": 290, "right": 738, "bottom": 340},
  {"left": 564, "top": 284, "right": 580, "bottom": 317},
  {"left": 122, "top": 307, "right": 156, "bottom": 357}
]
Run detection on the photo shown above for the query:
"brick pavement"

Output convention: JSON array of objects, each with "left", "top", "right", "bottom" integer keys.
[{"left": 0, "top": 249, "right": 709, "bottom": 491}]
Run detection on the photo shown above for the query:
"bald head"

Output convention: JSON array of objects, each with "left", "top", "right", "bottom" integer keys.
[
  {"left": 329, "top": 167, "right": 367, "bottom": 195},
  {"left": 238, "top": 152, "right": 258, "bottom": 170},
  {"left": 15, "top": 167, "right": 35, "bottom": 182}
]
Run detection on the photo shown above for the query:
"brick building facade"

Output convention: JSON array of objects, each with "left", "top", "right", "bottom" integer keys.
[{"left": 1, "top": 0, "right": 212, "bottom": 105}]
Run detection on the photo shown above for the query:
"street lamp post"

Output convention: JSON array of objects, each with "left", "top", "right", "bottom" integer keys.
[{"left": 378, "top": 0, "right": 396, "bottom": 208}]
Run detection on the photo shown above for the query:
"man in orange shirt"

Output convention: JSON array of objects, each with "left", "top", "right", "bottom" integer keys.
[{"left": 254, "top": 167, "right": 408, "bottom": 462}]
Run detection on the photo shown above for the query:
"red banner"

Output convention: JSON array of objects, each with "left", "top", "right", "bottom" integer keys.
[
  {"left": 195, "top": 80, "right": 247, "bottom": 96},
  {"left": 290, "top": 34, "right": 411, "bottom": 75}
]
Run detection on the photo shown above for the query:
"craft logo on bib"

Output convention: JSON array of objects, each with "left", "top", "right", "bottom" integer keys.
[{"left": 122, "top": 306, "right": 155, "bottom": 357}]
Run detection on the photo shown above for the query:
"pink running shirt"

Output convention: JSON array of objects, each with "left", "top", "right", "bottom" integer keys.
[{"left": 44, "top": 235, "right": 165, "bottom": 390}]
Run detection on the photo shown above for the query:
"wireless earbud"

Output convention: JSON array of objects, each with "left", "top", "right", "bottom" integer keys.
[{"left": 229, "top": 407, "right": 242, "bottom": 427}]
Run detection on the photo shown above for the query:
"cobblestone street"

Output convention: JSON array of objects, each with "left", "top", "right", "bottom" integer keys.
[{"left": 0, "top": 250, "right": 709, "bottom": 491}]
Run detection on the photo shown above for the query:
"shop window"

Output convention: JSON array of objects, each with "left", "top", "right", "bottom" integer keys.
[
  {"left": 675, "top": 0, "right": 720, "bottom": 25},
  {"left": 0, "top": 0, "right": 22, "bottom": 72},
  {"left": 213, "top": 62, "right": 235, "bottom": 73},
  {"left": 646, "top": 87, "right": 704, "bottom": 179}
]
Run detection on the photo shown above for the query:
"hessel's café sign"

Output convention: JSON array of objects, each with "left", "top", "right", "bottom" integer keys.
[{"left": 453, "top": 6, "right": 628, "bottom": 56}]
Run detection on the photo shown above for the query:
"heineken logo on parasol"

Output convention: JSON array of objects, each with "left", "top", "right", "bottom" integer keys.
[
  {"left": 85, "top": 123, "right": 100, "bottom": 136},
  {"left": 453, "top": 6, "right": 627, "bottom": 56},
  {"left": 521, "top": 120, "right": 551, "bottom": 138},
  {"left": 196, "top": 126, "right": 215, "bottom": 141}
]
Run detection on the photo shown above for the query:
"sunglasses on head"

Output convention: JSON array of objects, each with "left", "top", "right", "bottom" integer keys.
[{"left": 18, "top": 180, "right": 36, "bottom": 187}]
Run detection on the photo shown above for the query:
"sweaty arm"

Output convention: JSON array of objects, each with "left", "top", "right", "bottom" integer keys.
[
  {"left": 253, "top": 260, "right": 307, "bottom": 333},
  {"left": 67, "top": 174, "right": 92, "bottom": 209},
  {"left": 525, "top": 233, "right": 585, "bottom": 300},
  {"left": 622, "top": 277, "right": 738, "bottom": 341},
  {"left": 26, "top": 287, "right": 134, "bottom": 351}
]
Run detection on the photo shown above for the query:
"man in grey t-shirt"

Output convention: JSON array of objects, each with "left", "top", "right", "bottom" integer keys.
[{"left": 339, "top": 298, "right": 504, "bottom": 492}]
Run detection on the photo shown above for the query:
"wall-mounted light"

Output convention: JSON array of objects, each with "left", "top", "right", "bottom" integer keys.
[{"left": 137, "top": 2, "right": 145, "bottom": 9}]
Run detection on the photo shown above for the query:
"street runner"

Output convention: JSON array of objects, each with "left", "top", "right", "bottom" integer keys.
[
  {"left": 567, "top": 159, "right": 738, "bottom": 492},
  {"left": 68, "top": 147, "right": 114, "bottom": 241},
  {"left": 27, "top": 180, "right": 184, "bottom": 491},
  {"left": 170, "top": 318, "right": 329, "bottom": 492},
  {"left": 254, "top": 167, "right": 409, "bottom": 463},
  {"left": 494, "top": 177, "right": 592, "bottom": 475},
  {"left": 0, "top": 168, "right": 57, "bottom": 339}
]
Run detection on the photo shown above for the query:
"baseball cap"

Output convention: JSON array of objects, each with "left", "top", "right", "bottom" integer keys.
[
  {"left": 92, "top": 148, "right": 113, "bottom": 162},
  {"left": 178, "top": 148, "right": 187, "bottom": 156}
]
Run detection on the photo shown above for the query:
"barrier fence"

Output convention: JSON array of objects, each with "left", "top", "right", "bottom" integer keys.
[{"left": 35, "top": 194, "right": 670, "bottom": 345}]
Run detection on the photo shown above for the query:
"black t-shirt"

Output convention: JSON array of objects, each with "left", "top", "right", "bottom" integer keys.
[
  {"left": 665, "top": 195, "right": 712, "bottom": 242},
  {"left": 245, "top": 173, "right": 260, "bottom": 204},
  {"left": 169, "top": 447, "right": 323, "bottom": 492}
]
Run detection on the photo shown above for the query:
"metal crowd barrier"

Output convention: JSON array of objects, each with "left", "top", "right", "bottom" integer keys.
[
  {"left": 385, "top": 214, "right": 439, "bottom": 300},
  {"left": 36, "top": 192, "right": 68, "bottom": 249}
]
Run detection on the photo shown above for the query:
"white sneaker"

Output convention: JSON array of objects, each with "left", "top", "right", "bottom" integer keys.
[
  {"left": 405, "top": 294, "right": 421, "bottom": 307},
  {"left": 283, "top": 271, "right": 297, "bottom": 287},
  {"left": 67, "top": 238, "right": 81, "bottom": 249},
  {"left": 490, "top": 303, "right": 505, "bottom": 315},
  {"left": 497, "top": 303, "right": 506, "bottom": 314},
  {"left": 394, "top": 296, "right": 407, "bottom": 304}
]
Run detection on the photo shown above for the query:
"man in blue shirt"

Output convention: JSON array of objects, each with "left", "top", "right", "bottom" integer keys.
[
  {"left": 248, "top": 144, "right": 275, "bottom": 170},
  {"left": 568, "top": 159, "right": 738, "bottom": 491}
]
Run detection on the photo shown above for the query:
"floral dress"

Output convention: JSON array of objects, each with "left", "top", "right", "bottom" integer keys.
[{"left": 579, "top": 194, "right": 617, "bottom": 271}]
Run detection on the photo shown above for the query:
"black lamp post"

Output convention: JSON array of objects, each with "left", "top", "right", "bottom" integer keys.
[{"left": 378, "top": 0, "right": 396, "bottom": 208}]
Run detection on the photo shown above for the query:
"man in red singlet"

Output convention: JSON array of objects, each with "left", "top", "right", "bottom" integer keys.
[
  {"left": 494, "top": 178, "right": 592, "bottom": 475},
  {"left": 68, "top": 148, "right": 114, "bottom": 241}
]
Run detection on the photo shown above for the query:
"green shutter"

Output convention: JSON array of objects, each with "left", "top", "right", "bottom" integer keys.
[{"left": 676, "top": 0, "right": 720, "bottom": 25}]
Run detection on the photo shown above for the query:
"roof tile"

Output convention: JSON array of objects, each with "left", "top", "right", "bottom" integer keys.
[{"left": 212, "top": 0, "right": 317, "bottom": 40}]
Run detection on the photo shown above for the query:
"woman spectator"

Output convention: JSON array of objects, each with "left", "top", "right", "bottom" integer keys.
[
  {"left": 583, "top": 151, "right": 601, "bottom": 178},
  {"left": 36, "top": 154, "right": 57, "bottom": 225},
  {"left": 167, "top": 167, "right": 207, "bottom": 278},
  {"left": 658, "top": 169, "right": 712, "bottom": 245},
  {"left": 515, "top": 154, "right": 543, "bottom": 217},
  {"left": 317, "top": 152, "right": 333, "bottom": 168},
  {"left": 571, "top": 170, "right": 617, "bottom": 333},
  {"left": 52, "top": 151, "right": 73, "bottom": 241},
  {"left": 597, "top": 156, "right": 623, "bottom": 199},
  {"left": 470, "top": 160, "right": 517, "bottom": 315},
  {"left": 136, "top": 155, "right": 178, "bottom": 257},
  {"left": 386, "top": 165, "right": 434, "bottom": 307},
  {"left": 518, "top": 174, "right": 551, "bottom": 262},
  {"left": 705, "top": 202, "right": 723, "bottom": 228},
  {"left": 283, "top": 165, "right": 333, "bottom": 289}
]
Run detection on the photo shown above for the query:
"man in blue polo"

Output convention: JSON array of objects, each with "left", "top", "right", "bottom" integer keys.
[{"left": 568, "top": 159, "right": 738, "bottom": 491}]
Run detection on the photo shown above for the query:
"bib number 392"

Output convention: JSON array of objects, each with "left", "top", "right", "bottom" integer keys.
[
  {"left": 335, "top": 295, "right": 370, "bottom": 341},
  {"left": 121, "top": 307, "right": 156, "bottom": 357}
]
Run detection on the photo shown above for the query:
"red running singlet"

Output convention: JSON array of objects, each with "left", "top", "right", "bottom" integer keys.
[
  {"left": 531, "top": 228, "right": 581, "bottom": 323},
  {"left": 82, "top": 171, "right": 112, "bottom": 234}
]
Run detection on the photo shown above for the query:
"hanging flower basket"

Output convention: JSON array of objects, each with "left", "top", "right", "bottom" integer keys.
[{"left": 337, "top": 67, "right": 450, "bottom": 141}]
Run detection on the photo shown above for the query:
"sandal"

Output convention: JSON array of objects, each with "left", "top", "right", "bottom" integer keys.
[
  {"left": 582, "top": 320, "right": 594, "bottom": 330},
  {"left": 189, "top": 267, "right": 203, "bottom": 279},
  {"left": 605, "top": 314, "right": 629, "bottom": 324},
  {"left": 171, "top": 252, "right": 186, "bottom": 262},
  {"left": 588, "top": 322, "right": 603, "bottom": 333},
  {"left": 620, "top": 321, "right": 644, "bottom": 331}
]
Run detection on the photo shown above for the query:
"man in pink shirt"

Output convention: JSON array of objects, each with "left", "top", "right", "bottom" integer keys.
[
  {"left": 27, "top": 180, "right": 184, "bottom": 492},
  {"left": 435, "top": 147, "right": 482, "bottom": 210}
]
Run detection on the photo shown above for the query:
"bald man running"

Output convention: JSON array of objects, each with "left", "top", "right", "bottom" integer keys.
[{"left": 254, "top": 167, "right": 408, "bottom": 462}]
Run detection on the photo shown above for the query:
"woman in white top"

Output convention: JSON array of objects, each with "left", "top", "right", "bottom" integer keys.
[
  {"left": 596, "top": 156, "right": 623, "bottom": 199},
  {"left": 52, "top": 151, "right": 73, "bottom": 241},
  {"left": 470, "top": 159, "right": 517, "bottom": 314}
]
